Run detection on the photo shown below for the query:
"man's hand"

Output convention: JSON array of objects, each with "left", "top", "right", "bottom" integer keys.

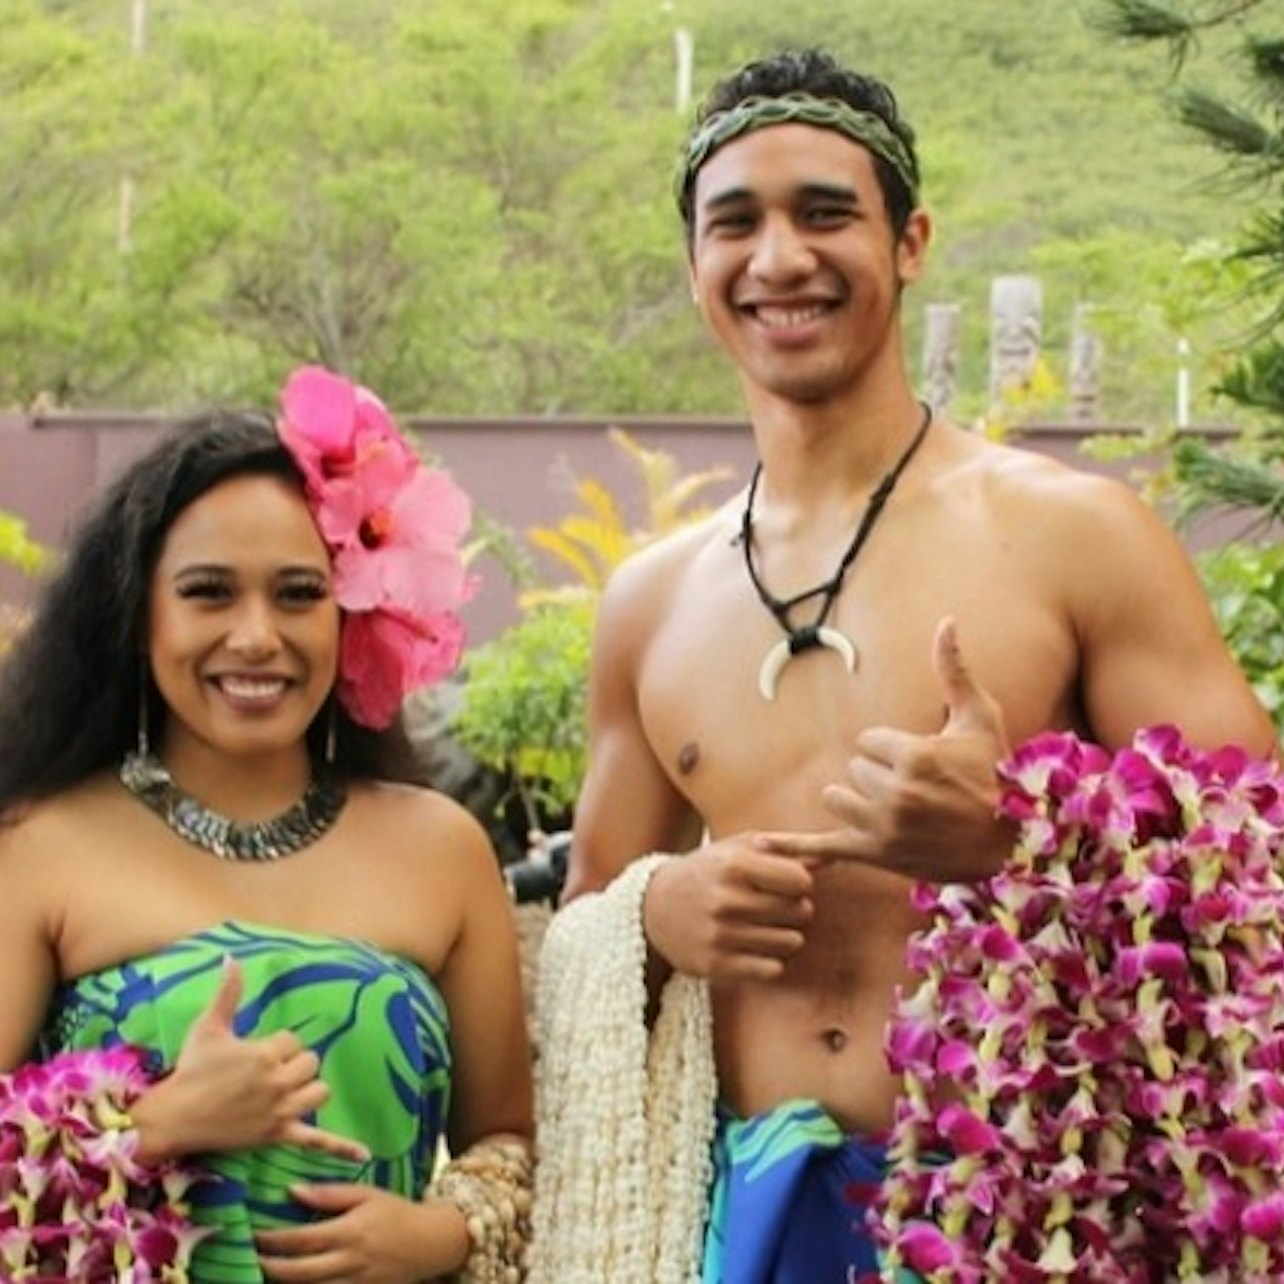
[
  {"left": 760, "top": 617, "right": 1015, "bottom": 883},
  {"left": 642, "top": 840, "right": 815, "bottom": 982}
]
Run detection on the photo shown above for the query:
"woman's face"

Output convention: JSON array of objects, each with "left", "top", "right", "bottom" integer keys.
[{"left": 146, "top": 473, "right": 339, "bottom": 773}]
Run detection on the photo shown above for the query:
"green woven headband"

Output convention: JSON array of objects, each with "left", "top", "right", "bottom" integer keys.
[{"left": 676, "top": 92, "right": 920, "bottom": 214}]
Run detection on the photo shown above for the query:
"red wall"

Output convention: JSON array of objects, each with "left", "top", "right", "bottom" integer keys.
[{"left": 0, "top": 411, "right": 1245, "bottom": 645}]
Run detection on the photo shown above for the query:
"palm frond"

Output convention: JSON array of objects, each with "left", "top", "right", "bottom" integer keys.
[{"left": 1173, "top": 436, "right": 1284, "bottom": 524}]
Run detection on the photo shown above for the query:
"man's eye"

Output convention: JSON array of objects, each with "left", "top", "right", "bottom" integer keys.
[
  {"left": 708, "top": 213, "right": 754, "bottom": 234},
  {"left": 805, "top": 205, "right": 851, "bottom": 225}
]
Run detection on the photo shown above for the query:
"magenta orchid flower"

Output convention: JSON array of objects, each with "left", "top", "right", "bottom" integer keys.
[
  {"left": 879, "top": 725, "right": 1284, "bottom": 1281},
  {"left": 0, "top": 1046, "right": 209, "bottom": 1282}
]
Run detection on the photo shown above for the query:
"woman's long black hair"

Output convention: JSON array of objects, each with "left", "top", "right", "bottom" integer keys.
[{"left": 0, "top": 410, "right": 422, "bottom": 820}]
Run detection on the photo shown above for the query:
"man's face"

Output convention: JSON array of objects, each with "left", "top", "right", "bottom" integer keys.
[{"left": 687, "top": 122, "right": 929, "bottom": 407}]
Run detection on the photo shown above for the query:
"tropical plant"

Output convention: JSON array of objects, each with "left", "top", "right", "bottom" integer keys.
[
  {"left": 1096, "top": 0, "right": 1284, "bottom": 520},
  {"left": 451, "top": 430, "right": 731, "bottom": 840},
  {"left": 1196, "top": 540, "right": 1284, "bottom": 732},
  {"left": 0, "top": 510, "right": 46, "bottom": 577},
  {"left": 0, "top": 509, "right": 49, "bottom": 654},
  {"left": 451, "top": 600, "right": 593, "bottom": 838}
]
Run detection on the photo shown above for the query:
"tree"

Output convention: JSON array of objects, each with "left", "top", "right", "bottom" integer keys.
[
  {"left": 1097, "top": 0, "right": 1284, "bottom": 523},
  {"left": 0, "top": 0, "right": 1265, "bottom": 417}
]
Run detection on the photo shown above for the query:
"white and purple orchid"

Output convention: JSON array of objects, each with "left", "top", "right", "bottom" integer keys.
[
  {"left": 0, "top": 1046, "right": 208, "bottom": 1282},
  {"left": 880, "top": 726, "right": 1284, "bottom": 1282}
]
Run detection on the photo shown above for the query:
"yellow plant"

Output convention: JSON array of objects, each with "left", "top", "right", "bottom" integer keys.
[
  {"left": 521, "top": 427, "right": 732, "bottom": 608},
  {"left": 974, "top": 357, "right": 1064, "bottom": 441},
  {"left": 452, "top": 429, "right": 734, "bottom": 837},
  {"left": 0, "top": 511, "right": 47, "bottom": 577},
  {"left": 0, "top": 510, "right": 49, "bottom": 655}
]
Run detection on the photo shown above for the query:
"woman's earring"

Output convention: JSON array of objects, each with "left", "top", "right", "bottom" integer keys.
[
  {"left": 324, "top": 700, "right": 338, "bottom": 766},
  {"left": 136, "top": 666, "right": 151, "bottom": 759}
]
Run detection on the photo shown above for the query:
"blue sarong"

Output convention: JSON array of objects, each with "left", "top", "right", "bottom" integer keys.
[{"left": 701, "top": 1098, "right": 922, "bottom": 1284}]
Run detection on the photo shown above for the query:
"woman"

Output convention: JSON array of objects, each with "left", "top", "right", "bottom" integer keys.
[{"left": 0, "top": 366, "right": 533, "bottom": 1282}]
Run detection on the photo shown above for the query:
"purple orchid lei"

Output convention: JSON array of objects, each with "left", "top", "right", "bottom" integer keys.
[
  {"left": 0, "top": 1046, "right": 208, "bottom": 1282},
  {"left": 879, "top": 725, "right": 1284, "bottom": 1282}
]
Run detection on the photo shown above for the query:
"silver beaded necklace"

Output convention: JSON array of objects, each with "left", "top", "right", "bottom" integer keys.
[{"left": 118, "top": 751, "right": 347, "bottom": 862}]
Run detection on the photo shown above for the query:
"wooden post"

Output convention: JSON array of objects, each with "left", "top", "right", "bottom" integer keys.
[
  {"left": 1069, "top": 303, "right": 1103, "bottom": 424},
  {"left": 117, "top": 0, "right": 148, "bottom": 254},
  {"left": 921, "top": 303, "right": 960, "bottom": 415},
  {"left": 988, "top": 275, "right": 1042, "bottom": 405}
]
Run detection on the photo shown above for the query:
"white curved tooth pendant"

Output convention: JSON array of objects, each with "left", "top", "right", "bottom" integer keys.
[{"left": 757, "top": 627, "right": 858, "bottom": 701}]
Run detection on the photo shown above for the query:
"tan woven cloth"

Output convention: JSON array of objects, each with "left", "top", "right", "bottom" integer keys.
[{"left": 528, "top": 855, "right": 717, "bottom": 1283}]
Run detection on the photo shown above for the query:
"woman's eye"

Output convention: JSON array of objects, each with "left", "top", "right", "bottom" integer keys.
[
  {"left": 280, "top": 581, "right": 330, "bottom": 605},
  {"left": 175, "top": 579, "right": 229, "bottom": 601}
]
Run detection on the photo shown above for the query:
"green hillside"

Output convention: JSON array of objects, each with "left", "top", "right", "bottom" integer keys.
[{"left": 1, "top": 0, "right": 1257, "bottom": 422}]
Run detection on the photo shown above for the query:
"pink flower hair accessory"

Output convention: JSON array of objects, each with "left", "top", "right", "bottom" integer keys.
[{"left": 277, "top": 365, "right": 476, "bottom": 728}]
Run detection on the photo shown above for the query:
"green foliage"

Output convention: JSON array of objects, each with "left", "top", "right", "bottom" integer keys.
[
  {"left": 0, "top": 0, "right": 1269, "bottom": 419},
  {"left": 0, "top": 507, "right": 49, "bottom": 653},
  {"left": 451, "top": 601, "right": 593, "bottom": 830},
  {"left": 0, "top": 510, "right": 48, "bottom": 576},
  {"left": 1172, "top": 435, "right": 1284, "bottom": 525},
  {"left": 1197, "top": 540, "right": 1284, "bottom": 731},
  {"left": 452, "top": 429, "right": 729, "bottom": 828},
  {"left": 1096, "top": 0, "right": 1284, "bottom": 517}
]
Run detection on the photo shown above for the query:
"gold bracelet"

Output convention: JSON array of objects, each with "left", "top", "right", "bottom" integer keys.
[{"left": 432, "top": 1137, "right": 533, "bottom": 1283}]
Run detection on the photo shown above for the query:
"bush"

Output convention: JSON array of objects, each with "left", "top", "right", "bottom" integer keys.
[
  {"left": 0, "top": 510, "right": 49, "bottom": 654},
  {"left": 1197, "top": 539, "right": 1284, "bottom": 734},
  {"left": 451, "top": 429, "right": 732, "bottom": 842},
  {"left": 451, "top": 602, "right": 593, "bottom": 840}
]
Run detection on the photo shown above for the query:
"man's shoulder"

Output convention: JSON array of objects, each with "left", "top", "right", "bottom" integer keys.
[
  {"left": 951, "top": 429, "right": 1144, "bottom": 521},
  {"left": 605, "top": 497, "right": 742, "bottom": 596}
]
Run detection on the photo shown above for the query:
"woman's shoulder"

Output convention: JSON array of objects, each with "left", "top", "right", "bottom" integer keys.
[
  {"left": 0, "top": 775, "right": 122, "bottom": 860},
  {"left": 347, "top": 780, "right": 498, "bottom": 873}
]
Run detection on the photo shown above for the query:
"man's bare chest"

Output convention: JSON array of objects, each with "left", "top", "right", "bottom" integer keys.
[{"left": 634, "top": 558, "right": 1077, "bottom": 831}]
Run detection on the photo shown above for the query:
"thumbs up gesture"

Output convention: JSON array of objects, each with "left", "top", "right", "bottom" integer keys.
[
  {"left": 130, "top": 956, "right": 369, "bottom": 1165},
  {"left": 759, "top": 618, "right": 1016, "bottom": 883}
]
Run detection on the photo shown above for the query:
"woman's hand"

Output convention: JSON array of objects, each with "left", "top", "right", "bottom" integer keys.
[
  {"left": 256, "top": 1185, "right": 471, "bottom": 1282},
  {"left": 130, "top": 957, "right": 368, "bottom": 1164}
]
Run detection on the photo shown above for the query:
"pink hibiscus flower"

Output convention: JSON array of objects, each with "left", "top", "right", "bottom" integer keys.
[
  {"left": 320, "top": 463, "right": 473, "bottom": 620},
  {"left": 338, "top": 608, "right": 467, "bottom": 729},
  {"left": 278, "top": 364, "right": 416, "bottom": 492},
  {"left": 275, "top": 365, "right": 478, "bottom": 728}
]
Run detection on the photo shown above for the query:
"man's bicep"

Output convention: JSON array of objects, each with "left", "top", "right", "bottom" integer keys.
[
  {"left": 564, "top": 725, "right": 699, "bottom": 902},
  {"left": 1075, "top": 501, "right": 1276, "bottom": 755}
]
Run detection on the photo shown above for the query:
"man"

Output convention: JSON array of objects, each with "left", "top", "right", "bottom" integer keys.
[{"left": 546, "top": 47, "right": 1275, "bottom": 1281}]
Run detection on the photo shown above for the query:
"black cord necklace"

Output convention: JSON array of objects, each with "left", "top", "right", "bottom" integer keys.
[{"left": 741, "top": 400, "right": 933, "bottom": 700}]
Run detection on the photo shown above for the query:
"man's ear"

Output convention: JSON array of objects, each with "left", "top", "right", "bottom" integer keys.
[{"left": 895, "top": 208, "right": 933, "bottom": 286}]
